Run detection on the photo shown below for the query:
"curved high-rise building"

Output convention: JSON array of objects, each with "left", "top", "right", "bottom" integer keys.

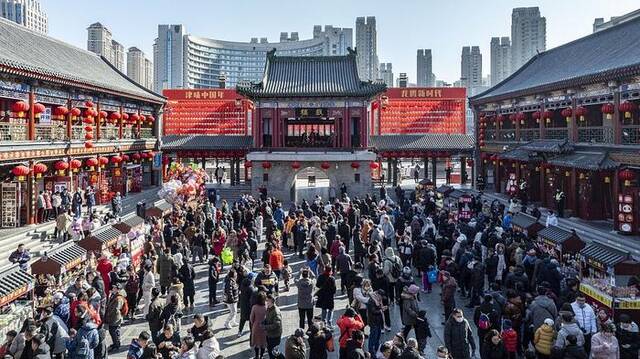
[{"left": 154, "top": 24, "right": 353, "bottom": 91}]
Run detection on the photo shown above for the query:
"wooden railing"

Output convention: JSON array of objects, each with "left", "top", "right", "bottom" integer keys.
[
  {"left": 0, "top": 122, "right": 27, "bottom": 141},
  {"left": 577, "top": 126, "right": 614, "bottom": 144},
  {"left": 545, "top": 128, "right": 569, "bottom": 140},
  {"left": 621, "top": 125, "right": 640, "bottom": 145}
]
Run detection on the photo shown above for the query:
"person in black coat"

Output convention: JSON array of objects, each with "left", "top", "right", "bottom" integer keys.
[
  {"left": 473, "top": 296, "right": 501, "bottom": 354},
  {"left": 315, "top": 266, "right": 336, "bottom": 326},
  {"left": 207, "top": 257, "right": 221, "bottom": 307},
  {"left": 307, "top": 322, "right": 332, "bottom": 359},
  {"left": 178, "top": 262, "right": 196, "bottom": 311},
  {"left": 237, "top": 277, "right": 257, "bottom": 336},
  {"left": 480, "top": 330, "right": 507, "bottom": 359}
]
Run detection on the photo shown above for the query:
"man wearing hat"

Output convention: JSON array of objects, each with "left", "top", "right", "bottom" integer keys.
[{"left": 284, "top": 328, "right": 306, "bottom": 359}]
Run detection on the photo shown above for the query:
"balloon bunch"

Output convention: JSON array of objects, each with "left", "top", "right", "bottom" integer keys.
[{"left": 159, "top": 163, "right": 209, "bottom": 204}]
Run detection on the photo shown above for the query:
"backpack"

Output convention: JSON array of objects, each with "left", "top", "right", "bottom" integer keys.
[
  {"left": 478, "top": 312, "right": 491, "bottom": 330},
  {"left": 427, "top": 268, "right": 438, "bottom": 284},
  {"left": 120, "top": 295, "right": 129, "bottom": 317},
  {"left": 74, "top": 334, "right": 91, "bottom": 359},
  {"left": 387, "top": 258, "right": 402, "bottom": 279}
]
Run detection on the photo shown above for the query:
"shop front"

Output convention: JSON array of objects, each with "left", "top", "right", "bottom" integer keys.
[
  {"left": 146, "top": 200, "right": 172, "bottom": 219},
  {"left": 112, "top": 215, "right": 146, "bottom": 268},
  {"left": 31, "top": 242, "right": 87, "bottom": 307},
  {"left": 536, "top": 225, "right": 585, "bottom": 261},
  {"left": 78, "top": 225, "right": 121, "bottom": 259}
]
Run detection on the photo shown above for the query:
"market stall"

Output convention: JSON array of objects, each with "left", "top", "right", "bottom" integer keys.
[
  {"left": 0, "top": 265, "right": 34, "bottom": 343},
  {"left": 31, "top": 242, "right": 87, "bottom": 307},
  {"left": 78, "top": 225, "right": 121, "bottom": 255},
  {"left": 536, "top": 225, "right": 585, "bottom": 261},
  {"left": 511, "top": 213, "right": 544, "bottom": 238},
  {"left": 435, "top": 185, "right": 454, "bottom": 208},
  {"left": 145, "top": 200, "right": 172, "bottom": 219},
  {"left": 112, "top": 215, "right": 146, "bottom": 269},
  {"left": 579, "top": 242, "right": 640, "bottom": 321}
]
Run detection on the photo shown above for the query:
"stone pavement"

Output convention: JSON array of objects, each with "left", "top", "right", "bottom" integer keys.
[{"left": 109, "top": 248, "right": 481, "bottom": 359}]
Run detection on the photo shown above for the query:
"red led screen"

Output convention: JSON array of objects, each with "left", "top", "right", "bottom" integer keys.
[
  {"left": 162, "top": 89, "right": 250, "bottom": 135},
  {"left": 378, "top": 87, "right": 466, "bottom": 134}
]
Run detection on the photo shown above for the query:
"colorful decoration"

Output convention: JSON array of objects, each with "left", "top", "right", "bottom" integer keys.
[
  {"left": 11, "top": 165, "right": 29, "bottom": 181},
  {"left": 97, "top": 156, "right": 109, "bottom": 168},
  {"left": 619, "top": 168, "right": 636, "bottom": 187},
  {"left": 619, "top": 101, "right": 637, "bottom": 119},
  {"left": 561, "top": 107, "right": 572, "bottom": 122},
  {"left": 601, "top": 103, "right": 615, "bottom": 120},
  {"left": 70, "top": 159, "right": 82, "bottom": 172},
  {"left": 11, "top": 101, "right": 29, "bottom": 118},
  {"left": 110, "top": 156, "right": 123, "bottom": 165},
  {"left": 369, "top": 162, "right": 379, "bottom": 170},
  {"left": 532, "top": 111, "right": 541, "bottom": 123},
  {"left": 350, "top": 162, "right": 360, "bottom": 170},
  {"left": 121, "top": 154, "right": 130, "bottom": 163},
  {"left": 33, "top": 163, "right": 47, "bottom": 178},
  {"left": 32, "top": 103, "right": 46, "bottom": 118},
  {"left": 291, "top": 161, "right": 301, "bottom": 170},
  {"left": 70, "top": 107, "right": 81, "bottom": 120},
  {"left": 160, "top": 162, "right": 209, "bottom": 205},
  {"left": 262, "top": 161, "right": 272, "bottom": 170},
  {"left": 52, "top": 106, "right": 69, "bottom": 120},
  {"left": 543, "top": 110, "right": 553, "bottom": 123},
  {"left": 320, "top": 161, "right": 331, "bottom": 170},
  {"left": 516, "top": 112, "right": 526, "bottom": 125},
  {"left": 84, "top": 141, "right": 93, "bottom": 149},
  {"left": 132, "top": 153, "right": 141, "bottom": 162},
  {"left": 84, "top": 100, "right": 94, "bottom": 108},
  {"left": 575, "top": 106, "right": 588, "bottom": 121},
  {"left": 85, "top": 157, "right": 98, "bottom": 171},
  {"left": 54, "top": 161, "right": 69, "bottom": 175}
]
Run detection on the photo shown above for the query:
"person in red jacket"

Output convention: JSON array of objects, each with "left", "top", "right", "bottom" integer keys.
[
  {"left": 501, "top": 319, "right": 518, "bottom": 359},
  {"left": 336, "top": 308, "right": 364, "bottom": 359},
  {"left": 96, "top": 253, "right": 113, "bottom": 293}
]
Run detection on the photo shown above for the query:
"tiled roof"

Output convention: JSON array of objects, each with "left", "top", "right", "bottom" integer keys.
[
  {"left": 581, "top": 242, "right": 629, "bottom": 267},
  {"left": 0, "top": 265, "right": 33, "bottom": 302},
  {"left": 369, "top": 134, "right": 474, "bottom": 151},
  {"left": 162, "top": 135, "right": 253, "bottom": 150},
  {"left": 112, "top": 215, "right": 145, "bottom": 234},
  {"left": 537, "top": 225, "right": 576, "bottom": 244},
  {"left": 472, "top": 17, "right": 640, "bottom": 103},
  {"left": 237, "top": 51, "right": 387, "bottom": 98},
  {"left": 520, "top": 139, "right": 573, "bottom": 154},
  {"left": 511, "top": 213, "right": 540, "bottom": 229},
  {"left": 548, "top": 151, "right": 618, "bottom": 170},
  {"left": 498, "top": 148, "right": 542, "bottom": 161},
  {"left": 0, "top": 17, "right": 164, "bottom": 103}
]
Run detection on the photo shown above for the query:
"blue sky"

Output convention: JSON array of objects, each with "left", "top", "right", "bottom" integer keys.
[{"left": 46, "top": 0, "right": 638, "bottom": 83}]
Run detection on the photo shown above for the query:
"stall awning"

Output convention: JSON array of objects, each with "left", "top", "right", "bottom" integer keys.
[
  {"left": 511, "top": 213, "right": 539, "bottom": 229},
  {"left": 31, "top": 242, "right": 86, "bottom": 275},
  {"left": 498, "top": 148, "right": 541, "bottom": 162},
  {"left": 112, "top": 215, "right": 145, "bottom": 234},
  {"left": 547, "top": 151, "right": 618, "bottom": 171},
  {"left": 580, "top": 243, "right": 629, "bottom": 267},
  {"left": 520, "top": 139, "right": 573, "bottom": 154},
  {"left": 448, "top": 189, "right": 465, "bottom": 200},
  {"left": 537, "top": 225, "right": 575, "bottom": 244},
  {"left": 436, "top": 185, "right": 454, "bottom": 195},
  {"left": 91, "top": 226, "right": 121, "bottom": 245},
  {"left": 0, "top": 265, "right": 33, "bottom": 307},
  {"left": 146, "top": 201, "right": 172, "bottom": 218}
]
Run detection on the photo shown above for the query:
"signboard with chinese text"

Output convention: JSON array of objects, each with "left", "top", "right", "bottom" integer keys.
[{"left": 295, "top": 108, "right": 327, "bottom": 118}]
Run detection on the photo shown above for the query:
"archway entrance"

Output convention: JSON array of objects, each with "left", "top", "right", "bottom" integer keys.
[{"left": 290, "top": 167, "right": 334, "bottom": 203}]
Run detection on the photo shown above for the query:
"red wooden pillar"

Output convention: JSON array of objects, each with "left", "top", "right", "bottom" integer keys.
[
  {"left": 119, "top": 106, "right": 124, "bottom": 139},
  {"left": 137, "top": 111, "right": 142, "bottom": 139},
  {"left": 66, "top": 98, "right": 72, "bottom": 140},
  {"left": 26, "top": 160, "right": 34, "bottom": 224},
  {"left": 28, "top": 90, "right": 35, "bottom": 140},
  {"left": 539, "top": 102, "right": 546, "bottom": 139},
  {"left": 613, "top": 90, "right": 621, "bottom": 144},
  {"left": 255, "top": 108, "right": 261, "bottom": 148},
  {"left": 95, "top": 102, "right": 101, "bottom": 140}
]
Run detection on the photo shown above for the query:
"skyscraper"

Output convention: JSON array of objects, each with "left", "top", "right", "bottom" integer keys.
[
  {"left": 0, "top": 0, "right": 47, "bottom": 34},
  {"left": 355, "top": 16, "right": 379, "bottom": 81},
  {"left": 379, "top": 63, "right": 393, "bottom": 87},
  {"left": 127, "top": 47, "right": 146, "bottom": 87},
  {"left": 490, "top": 37, "right": 512, "bottom": 86},
  {"left": 144, "top": 58, "right": 153, "bottom": 91},
  {"left": 313, "top": 25, "right": 353, "bottom": 56},
  {"left": 461, "top": 46, "right": 482, "bottom": 91},
  {"left": 511, "top": 7, "right": 546, "bottom": 71},
  {"left": 87, "top": 22, "right": 112, "bottom": 60},
  {"left": 110, "top": 40, "right": 125, "bottom": 73},
  {"left": 154, "top": 24, "right": 185, "bottom": 92},
  {"left": 416, "top": 49, "right": 435, "bottom": 87}
]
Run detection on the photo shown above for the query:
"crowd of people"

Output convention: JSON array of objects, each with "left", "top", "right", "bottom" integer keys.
[{"left": 2, "top": 178, "right": 640, "bottom": 359}]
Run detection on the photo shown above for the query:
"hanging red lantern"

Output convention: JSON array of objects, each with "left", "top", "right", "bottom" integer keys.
[
  {"left": 54, "top": 161, "right": 69, "bottom": 175},
  {"left": 108, "top": 112, "right": 121, "bottom": 122},
  {"left": 516, "top": 112, "right": 526, "bottom": 124},
  {"left": 33, "top": 163, "right": 47, "bottom": 178},
  {"left": 262, "top": 161, "right": 272, "bottom": 169},
  {"left": 131, "top": 114, "right": 140, "bottom": 123},
  {"left": 121, "top": 154, "right": 130, "bottom": 163},
  {"left": 83, "top": 118, "right": 94, "bottom": 125},
  {"left": 320, "top": 161, "right": 331, "bottom": 170},
  {"left": 122, "top": 113, "right": 130, "bottom": 122},
  {"left": 11, "top": 101, "right": 29, "bottom": 118},
  {"left": 32, "top": 103, "right": 46, "bottom": 118},
  {"left": 132, "top": 153, "right": 141, "bottom": 162},
  {"left": 244, "top": 161, "right": 252, "bottom": 168},
  {"left": 369, "top": 162, "right": 379, "bottom": 170},
  {"left": 83, "top": 108, "right": 96, "bottom": 119},
  {"left": 496, "top": 114, "right": 505, "bottom": 122},
  {"left": 97, "top": 156, "right": 109, "bottom": 168},
  {"left": 85, "top": 157, "right": 98, "bottom": 170},
  {"left": 52, "top": 106, "right": 69, "bottom": 120},
  {"left": 291, "top": 161, "right": 301, "bottom": 170},
  {"left": 12, "top": 165, "right": 30, "bottom": 181},
  {"left": 84, "top": 100, "right": 94, "bottom": 108},
  {"left": 508, "top": 114, "right": 517, "bottom": 122},
  {"left": 111, "top": 156, "right": 123, "bottom": 165},
  {"left": 70, "top": 159, "right": 82, "bottom": 172},
  {"left": 601, "top": 103, "right": 615, "bottom": 119},
  {"left": 84, "top": 133, "right": 94, "bottom": 140},
  {"left": 98, "top": 111, "right": 107, "bottom": 120},
  {"left": 70, "top": 107, "right": 81, "bottom": 120},
  {"left": 619, "top": 101, "right": 637, "bottom": 119},
  {"left": 84, "top": 126, "right": 93, "bottom": 132},
  {"left": 561, "top": 107, "right": 572, "bottom": 122},
  {"left": 532, "top": 111, "right": 541, "bottom": 123},
  {"left": 575, "top": 106, "right": 588, "bottom": 121},
  {"left": 350, "top": 162, "right": 360, "bottom": 170},
  {"left": 619, "top": 168, "right": 636, "bottom": 186},
  {"left": 542, "top": 110, "right": 553, "bottom": 122},
  {"left": 146, "top": 115, "right": 155, "bottom": 123},
  {"left": 84, "top": 141, "right": 93, "bottom": 149}
]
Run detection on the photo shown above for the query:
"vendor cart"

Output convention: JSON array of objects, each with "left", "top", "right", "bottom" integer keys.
[
  {"left": 0, "top": 265, "right": 34, "bottom": 343},
  {"left": 511, "top": 213, "right": 544, "bottom": 238},
  {"left": 31, "top": 242, "right": 86, "bottom": 307},
  {"left": 146, "top": 200, "right": 172, "bottom": 219},
  {"left": 536, "top": 225, "right": 585, "bottom": 261}
]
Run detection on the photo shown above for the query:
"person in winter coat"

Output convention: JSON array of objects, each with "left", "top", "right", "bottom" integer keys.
[
  {"left": 336, "top": 308, "right": 364, "bottom": 359},
  {"left": 223, "top": 269, "right": 239, "bottom": 329},
  {"left": 104, "top": 287, "right": 127, "bottom": 352},
  {"left": 315, "top": 265, "right": 337, "bottom": 327},
  {"left": 473, "top": 295, "right": 501, "bottom": 353},
  {"left": 284, "top": 328, "right": 306, "bottom": 359},
  {"left": 295, "top": 268, "right": 316, "bottom": 330},
  {"left": 527, "top": 287, "right": 558, "bottom": 332},
  {"left": 195, "top": 330, "right": 220, "bottom": 359},
  {"left": 178, "top": 261, "right": 196, "bottom": 311},
  {"left": 367, "top": 289, "right": 386, "bottom": 354},
  {"left": 250, "top": 292, "right": 268, "bottom": 359},
  {"left": 238, "top": 276, "right": 258, "bottom": 337},
  {"left": 147, "top": 288, "right": 164, "bottom": 343},
  {"left": 533, "top": 318, "right": 556, "bottom": 358},
  {"left": 66, "top": 306, "right": 99, "bottom": 359},
  {"left": 617, "top": 314, "right": 639, "bottom": 359},
  {"left": 591, "top": 323, "right": 619, "bottom": 359},
  {"left": 443, "top": 309, "right": 476, "bottom": 359},
  {"left": 571, "top": 294, "right": 598, "bottom": 353},
  {"left": 307, "top": 322, "right": 332, "bottom": 359},
  {"left": 414, "top": 309, "right": 432, "bottom": 354},
  {"left": 441, "top": 271, "right": 458, "bottom": 324},
  {"left": 401, "top": 284, "right": 420, "bottom": 339},
  {"left": 40, "top": 306, "right": 69, "bottom": 358},
  {"left": 383, "top": 247, "right": 403, "bottom": 303},
  {"left": 563, "top": 334, "right": 588, "bottom": 359},
  {"left": 157, "top": 249, "right": 174, "bottom": 295},
  {"left": 207, "top": 257, "right": 221, "bottom": 306},
  {"left": 141, "top": 265, "right": 156, "bottom": 317},
  {"left": 263, "top": 295, "right": 283, "bottom": 359},
  {"left": 500, "top": 319, "right": 518, "bottom": 359},
  {"left": 555, "top": 312, "right": 585, "bottom": 350},
  {"left": 30, "top": 334, "right": 51, "bottom": 359},
  {"left": 480, "top": 329, "right": 507, "bottom": 359}
]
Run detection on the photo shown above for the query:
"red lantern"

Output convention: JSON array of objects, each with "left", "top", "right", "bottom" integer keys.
[
  {"left": 83, "top": 118, "right": 94, "bottom": 125},
  {"left": 291, "top": 161, "right": 301, "bottom": 170},
  {"left": 262, "top": 161, "right": 272, "bottom": 170},
  {"left": 601, "top": 103, "right": 615, "bottom": 119},
  {"left": 350, "top": 162, "right": 360, "bottom": 170},
  {"left": 33, "top": 163, "right": 47, "bottom": 178},
  {"left": 122, "top": 113, "right": 130, "bottom": 121},
  {"left": 52, "top": 106, "right": 69, "bottom": 120},
  {"left": 320, "top": 161, "right": 331, "bottom": 170},
  {"left": 479, "top": 140, "right": 485, "bottom": 147},
  {"left": 496, "top": 114, "right": 505, "bottom": 122},
  {"left": 84, "top": 133, "right": 94, "bottom": 140},
  {"left": 132, "top": 153, "right": 141, "bottom": 162},
  {"left": 508, "top": 114, "right": 516, "bottom": 122},
  {"left": 111, "top": 156, "right": 123, "bottom": 165},
  {"left": 54, "top": 161, "right": 69, "bottom": 175},
  {"left": 70, "top": 107, "right": 81, "bottom": 119},
  {"left": 98, "top": 111, "right": 108, "bottom": 121},
  {"left": 11, "top": 165, "right": 30, "bottom": 181},
  {"left": 619, "top": 101, "right": 637, "bottom": 119},
  {"left": 11, "top": 101, "right": 29, "bottom": 118},
  {"left": 32, "top": 103, "right": 46, "bottom": 118},
  {"left": 542, "top": 110, "right": 553, "bottom": 122},
  {"left": 619, "top": 168, "right": 636, "bottom": 186},
  {"left": 516, "top": 112, "right": 526, "bottom": 124},
  {"left": 97, "top": 156, "right": 109, "bottom": 168},
  {"left": 84, "top": 126, "right": 93, "bottom": 132},
  {"left": 244, "top": 161, "right": 252, "bottom": 168},
  {"left": 575, "top": 106, "right": 588, "bottom": 121},
  {"left": 85, "top": 157, "right": 98, "bottom": 170},
  {"left": 84, "top": 141, "right": 93, "bottom": 149},
  {"left": 146, "top": 115, "right": 155, "bottom": 123},
  {"left": 532, "top": 111, "right": 541, "bottom": 123},
  {"left": 121, "top": 154, "right": 130, "bottom": 163},
  {"left": 131, "top": 114, "right": 140, "bottom": 123},
  {"left": 84, "top": 100, "right": 94, "bottom": 108},
  {"left": 70, "top": 159, "right": 82, "bottom": 172},
  {"left": 369, "top": 162, "right": 379, "bottom": 170},
  {"left": 561, "top": 107, "right": 572, "bottom": 121},
  {"left": 108, "top": 112, "right": 122, "bottom": 121}
]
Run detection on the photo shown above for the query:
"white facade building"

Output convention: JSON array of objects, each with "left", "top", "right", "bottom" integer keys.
[
  {"left": 0, "top": 0, "right": 47, "bottom": 34},
  {"left": 511, "top": 7, "right": 546, "bottom": 71},
  {"left": 355, "top": 16, "right": 379, "bottom": 81},
  {"left": 127, "top": 47, "right": 146, "bottom": 87},
  {"left": 313, "top": 25, "right": 353, "bottom": 56},
  {"left": 110, "top": 40, "right": 125, "bottom": 73},
  {"left": 461, "top": 46, "right": 482, "bottom": 90},
  {"left": 144, "top": 58, "right": 153, "bottom": 91},
  {"left": 87, "top": 22, "right": 112, "bottom": 60},
  {"left": 490, "top": 36, "right": 512, "bottom": 86}
]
